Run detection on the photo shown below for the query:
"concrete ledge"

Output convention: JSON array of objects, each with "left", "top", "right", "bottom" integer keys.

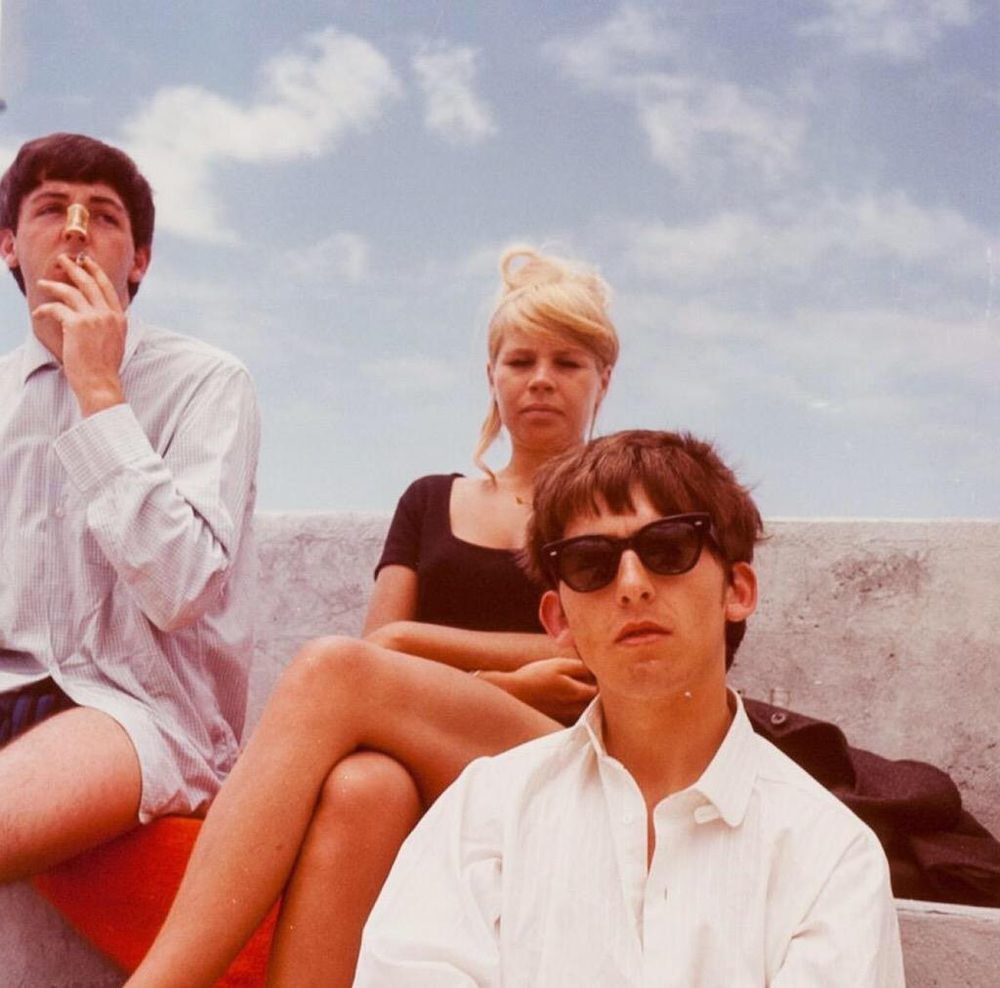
[
  {"left": 899, "top": 900, "right": 1000, "bottom": 986},
  {"left": 3, "top": 513, "right": 999, "bottom": 984}
]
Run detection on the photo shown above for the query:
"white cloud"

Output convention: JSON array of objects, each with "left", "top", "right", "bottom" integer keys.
[
  {"left": 121, "top": 27, "right": 401, "bottom": 242},
  {"left": 616, "top": 292, "right": 999, "bottom": 436},
  {"left": 545, "top": 6, "right": 804, "bottom": 182},
  {"left": 543, "top": 4, "right": 678, "bottom": 87},
  {"left": 412, "top": 42, "right": 497, "bottom": 145},
  {"left": 622, "top": 190, "right": 990, "bottom": 285},
  {"left": 799, "top": 0, "right": 976, "bottom": 59},
  {"left": 636, "top": 76, "right": 804, "bottom": 181},
  {"left": 283, "top": 232, "right": 370, "bottom": 285},
  {"left": 362, "top": 354, "right": 462, "bottom": 394}
]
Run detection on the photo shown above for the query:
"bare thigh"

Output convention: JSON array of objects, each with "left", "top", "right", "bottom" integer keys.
[
  {"left": 271, "top": 636, "right": 561, "bottom": 805},
  {"left": 0, "top": 706, "right": 142, "bottom": 880}
]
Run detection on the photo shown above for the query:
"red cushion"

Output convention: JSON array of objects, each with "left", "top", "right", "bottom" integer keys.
[{"left": 31, "top": 817, "right": 277, "bottom": 987}]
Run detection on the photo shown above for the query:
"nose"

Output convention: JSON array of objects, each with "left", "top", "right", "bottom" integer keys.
[
  {"left": 615, "top": 549, "right": 654, "bottom": 604},
  {"left": 528, "top": 359, "right": 555, "bottom": 391}
]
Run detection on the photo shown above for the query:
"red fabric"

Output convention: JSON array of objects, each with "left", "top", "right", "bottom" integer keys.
[{"left": 31, "top": 817, "right": 277, "bottom": 986}]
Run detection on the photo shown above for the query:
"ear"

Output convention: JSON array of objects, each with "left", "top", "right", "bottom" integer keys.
[
  {"left": 0, "top": 229, "right": 18, "bottom": 270},
  {"left": 539, "top": 589, "right": 575, "bottom": 648},
  {"left": 128, "top": 244, "right": 151, "bottom": 287},
  {"left": 724, "top": 562, "right": 757, "bottom": 623},
  {"left": 486, "top": 360, "right": 495, "bottom": 393}
]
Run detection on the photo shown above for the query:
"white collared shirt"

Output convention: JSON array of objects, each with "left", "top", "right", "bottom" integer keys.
[
  {"left": 0, "top": 318, "right": 259, "bottom": 820},
  {"left": 356, "top": 693, "right": 905, "bottom": 987}
]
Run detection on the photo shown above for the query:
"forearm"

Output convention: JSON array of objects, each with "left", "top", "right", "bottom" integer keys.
[
  {"left": 54, "top": 374, "right": 258, "bottom": 631},
  {"left": 365, "top": 621, "right": 560, "bottom": 672}
]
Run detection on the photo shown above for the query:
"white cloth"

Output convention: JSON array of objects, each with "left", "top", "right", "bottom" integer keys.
[
  {"left": 357, "top": 693, "right": 905, "bottom": 987},
  {"left": 0, "top": 317, "right": 259, "bottom": 820}
]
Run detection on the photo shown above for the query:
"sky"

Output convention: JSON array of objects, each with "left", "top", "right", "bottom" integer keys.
[{"left": 0, "top": 0, "right": 996, "bottom": 517}]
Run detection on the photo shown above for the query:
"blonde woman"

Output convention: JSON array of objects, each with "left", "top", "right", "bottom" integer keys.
[{"left": 128, "top": 246, "right": 620, "bottom": 987}]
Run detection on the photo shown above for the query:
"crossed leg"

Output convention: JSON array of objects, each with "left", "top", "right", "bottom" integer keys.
[
  {"left": 266, "top": 751, "right": 422, "bottom": 987},
  {"left": 127, "top": 636, "right": 557, "bottom": 987},
  {"left": 0, "top": 706, "right": 141, "bottom": 882}
]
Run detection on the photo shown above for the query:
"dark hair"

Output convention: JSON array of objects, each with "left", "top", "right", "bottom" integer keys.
[
  {"left": 525, "top": 429, "right": 764, "bottom": 669},
  {"left": 0, "top": 133, "right": 154, "bottom": 300}
]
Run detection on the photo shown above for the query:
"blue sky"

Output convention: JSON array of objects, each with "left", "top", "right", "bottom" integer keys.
[{"left": 0, "top": 1, "right": 996, "bottom": 516}]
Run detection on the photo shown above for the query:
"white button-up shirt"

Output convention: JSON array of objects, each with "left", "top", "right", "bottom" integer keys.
[
  {"left": 357, "top": 693, "right": 905, "bottom": 987},
  {"left": 0, "top": 318, "right": 259, "bottom": 820}
]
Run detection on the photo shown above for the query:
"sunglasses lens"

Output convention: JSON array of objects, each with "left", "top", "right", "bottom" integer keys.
[
  {"left": 637, "top": 521, "right": 702, "bottom": 575},
  {"left": 557, "top": 539, "right": 620, "bottom": 592}
]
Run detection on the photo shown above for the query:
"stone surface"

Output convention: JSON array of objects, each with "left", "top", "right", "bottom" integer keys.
[
  {"left": 4, "top": 513, "right": 999, "bottom": 985},
  {"left": 898, "top": 900, "right": 1000, "bottom": 987}
]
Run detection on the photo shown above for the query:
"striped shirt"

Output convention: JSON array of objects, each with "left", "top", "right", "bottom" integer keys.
[
  {"left": 0, "top": 317, "right": 259, "bottom": 821},
  {"left": 357, "top": 692, "right": 905, "bottom": 987}
]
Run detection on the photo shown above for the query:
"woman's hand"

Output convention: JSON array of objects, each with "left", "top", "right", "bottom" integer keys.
[{"left": 483, "top": 658, "right": 597, "bottom": 726}]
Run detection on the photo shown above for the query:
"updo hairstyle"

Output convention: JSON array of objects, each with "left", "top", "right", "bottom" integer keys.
[{"left": 473, "top": 246, "right": 620, "bottom": 476}]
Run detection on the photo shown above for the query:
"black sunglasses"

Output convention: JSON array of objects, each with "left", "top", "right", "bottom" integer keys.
[{"left": 542, "top": 512, "right": 718, "bottom": 593}]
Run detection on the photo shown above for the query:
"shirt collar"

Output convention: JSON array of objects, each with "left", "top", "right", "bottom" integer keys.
[
  {"left": 21, "top": 331, "right": 59, "bottom": 382},
  {"left": 573, "top": 689, "right": 758, "bottom": 829},
  {"left": 575, "top": 695, "right": 609, "bottom": 755},
  {"left": 689, "top": 690, "right": 758, "bottom": 827},
  {"left": 19, "top": 311, "right": 146, "bottom": 384}
]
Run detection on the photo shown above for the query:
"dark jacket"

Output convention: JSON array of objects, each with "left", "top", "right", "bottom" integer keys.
[{"left": 745, "top": 698, "right": 1000, "bottom": 907}]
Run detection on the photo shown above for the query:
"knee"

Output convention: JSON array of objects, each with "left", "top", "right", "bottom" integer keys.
[
  {"left": 279, "top": 635, "right": 384, "bottom": 701},
  {"left": 305, "top": 754, "right": 422, "bottom": 862},
  {"left": 318, "top": 752, "right": 421, "bottom": 828}
]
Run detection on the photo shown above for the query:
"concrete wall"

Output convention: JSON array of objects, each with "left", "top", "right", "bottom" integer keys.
[{"left": 3, "top": 513, "right": 999, "bottom": 985}]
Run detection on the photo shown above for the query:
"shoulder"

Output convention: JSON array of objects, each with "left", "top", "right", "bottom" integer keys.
[
  {"left": 395, "top": 472, "right": 463, "bottom": 506},
  {"left": 133, "top": 323, "right": 255, "bottom": 387},
  {"left": 458, "top": 728, "right": 580, "bottom": 799},
  {"left": 749, "top": 733, "right": 885, "bottom": 863}
]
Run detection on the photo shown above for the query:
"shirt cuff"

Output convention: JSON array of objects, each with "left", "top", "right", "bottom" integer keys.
[{"left": 54, "top": 402, "right": 156, "bottom": 494}]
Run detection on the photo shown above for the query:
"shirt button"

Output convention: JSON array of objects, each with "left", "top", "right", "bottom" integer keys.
[
  {"left": 622, "top": 813, "right": 633, "bottom": 824},
  {"left": 53, "top": 506, "right": 65, "bottom": 518},
  {"left": 663, "top": 886, "right": 669, "bottom": 900}
]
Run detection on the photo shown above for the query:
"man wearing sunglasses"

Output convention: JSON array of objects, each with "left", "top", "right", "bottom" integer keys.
[{"left": 357, "top": 429, "right": 904, "bottom": 986}]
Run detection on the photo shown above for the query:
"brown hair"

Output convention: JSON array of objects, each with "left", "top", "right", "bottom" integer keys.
[
  {"left": 0, "top": 133, "right": 155, "bottom": 300},
  {"left": 473, "top": 245, "right": 619, "bottom": 476},
  {"left": 524, "top": 429, "right": 764, "bottom": 668}
]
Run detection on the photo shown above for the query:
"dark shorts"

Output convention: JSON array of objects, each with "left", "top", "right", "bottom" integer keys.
[{"left": 0, "top": 678, "right": 76, "bottom": 747}]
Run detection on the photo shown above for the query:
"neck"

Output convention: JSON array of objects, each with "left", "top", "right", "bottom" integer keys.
[
  {"left": 599, "top": 680, "right": 733, "bottom": 810},
  {"left": 500, "top": 439, "right": 581, "bottom": 487}
]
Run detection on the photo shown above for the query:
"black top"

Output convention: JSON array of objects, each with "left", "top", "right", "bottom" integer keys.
[{"left": 376, "top": 474, "right": 544, "bottom": 633}]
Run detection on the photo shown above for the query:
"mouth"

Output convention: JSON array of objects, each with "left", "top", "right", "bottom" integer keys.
[
  {"left": 521, "top": 404, "right": 561, "bottom": 415},
  {"left": 615, "top": 621, "right": 671, "bottom": 645}
]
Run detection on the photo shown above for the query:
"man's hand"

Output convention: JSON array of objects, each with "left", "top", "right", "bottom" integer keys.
[
  {"left": 34, "top": 253, "right": 127, "bottom": 416},
  {"left": 491, "top": 657, "right": 597, "bottom": 725}
]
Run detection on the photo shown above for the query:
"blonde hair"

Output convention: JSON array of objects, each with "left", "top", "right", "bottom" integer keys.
[{"left": 473, "top": 246, "right": 620, "bottom": 476}]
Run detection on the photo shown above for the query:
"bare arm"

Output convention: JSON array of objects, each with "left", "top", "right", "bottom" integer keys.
[
  {"left": 364, "top": 565, "right": 565, "bottom": 672},
  {"left": 363, "top": 565, "right": 596, "bottom": 724}
]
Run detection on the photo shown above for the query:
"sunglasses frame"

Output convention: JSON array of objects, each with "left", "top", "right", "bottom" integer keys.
[{"left": 542, "top": 512, "right": 718, "bottom": 592}]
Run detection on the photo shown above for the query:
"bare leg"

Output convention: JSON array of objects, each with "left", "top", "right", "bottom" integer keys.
[
  {"left": 0, "top": 707, "right": 141, "bottom": 881},
  {"left": 128, "top": 637, "right": 556, "bottom": 987},
  {"left": 266, "top": 751, "right": 422, "bottom": 988}
]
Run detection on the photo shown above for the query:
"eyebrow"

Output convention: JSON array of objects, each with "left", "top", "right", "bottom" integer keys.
[
  {"left": 503, "top": 345, "right": 588, "bottom": 357},
  {"left": 28, "top": 190, "right": 126, "bottom": 213}
]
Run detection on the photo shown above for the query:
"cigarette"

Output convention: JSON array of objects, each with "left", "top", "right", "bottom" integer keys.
[{"left": 64, "top": 203, "right": 89, "bottom": 239}]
